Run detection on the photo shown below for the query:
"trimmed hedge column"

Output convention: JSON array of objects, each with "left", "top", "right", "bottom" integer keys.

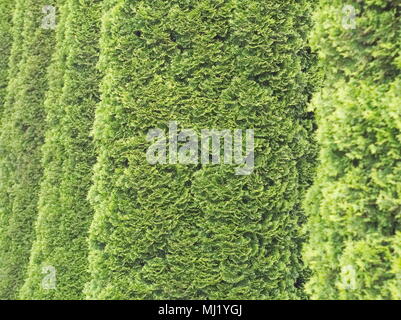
[
  {"left": 0, "top": 0, "right": 20, "bottom": 300},
  {"left": 86, "top": 0, "right": 318, "bottom": 299},
  {"left": 0, "top": 0, "right": 59, "bottom": 299},
  {"left": 20, "top": 0, "right": 102, "bottom": 300},
  {"left": 0, "top": 0, "right": 14, "bottom": 117},
  {"left": 304, "top": 0, "right": 401, "bottom": 299}
]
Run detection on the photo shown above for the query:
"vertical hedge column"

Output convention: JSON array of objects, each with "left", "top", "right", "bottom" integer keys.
[
  {"left": 18, "top": 0, "right": 68, "bottom": 299},
  {"left": 0, "top": 0, "right": 59, "bottom": 299},
  {"left": 304, "top": 0, "right": 401, "bottom": 299},
  {"left": 0, "top": 0, "right": 19, "bottom": 299},
  {"left": 0, "top": 0, "right": 14, "bottom": 117},
  {"left": 20, "top": 0, "right": 102, "bottom": 300},
  {"left": 86, "top": 0, "right": 318, "bottom": 299}
]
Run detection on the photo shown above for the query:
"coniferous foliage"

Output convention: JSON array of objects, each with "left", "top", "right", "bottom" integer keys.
[
  {"left": 304, "top": 0, "right": 401, "bottom": 300},
  {"left": 0, "top": 0, "right": 14, "bottom": 117},
  {"left": 2, "top": 0, "right": 399, "bottom": 301},
  {"left": 0, "top": 0, "right": 21, "bottom": 299},
  {"left": 85, "top": 0, "right": 319, "bottom": 299},
  {"left": 0, "top": 0, "right": 60, "bottom": 299},
  {"left": 20, "top": 0, "right": 102, "bottom": 300}
]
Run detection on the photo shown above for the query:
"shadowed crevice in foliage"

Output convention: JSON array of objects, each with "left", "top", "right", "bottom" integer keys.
[
  {"left": 304, "top": 0, "right": 401, "bottom": 300},
  {"left": 20, "top": 0, "right": 102, "bottom": 300},
  {"left": 85, "top": 0, "right": 319, "bottom": 300}
]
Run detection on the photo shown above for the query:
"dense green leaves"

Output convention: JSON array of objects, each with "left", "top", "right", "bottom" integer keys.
[
  {"left": 0, "top": 0, "right": 19, "bottom": 299},
  {"left": 0, "top": 0, "right": 14, "bottom": 118},
  {"left": 3, "top": 0, "right": 399, "bottom": 301},
  {"left": 85, "top": 0, "right": 318, "bottom": 299},
  {"left": 304, "top": 0, "right": 401, "bottom": 300},
  {"left": 0, "top": 0, "right": 59, "bottom": 299},
  {"left": 20, "top": 0, "right": 102, "bottom": 300}
]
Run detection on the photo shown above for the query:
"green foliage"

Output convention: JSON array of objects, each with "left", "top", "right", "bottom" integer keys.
[
  {"left": 86, "top": 0, "right": 319, "bottom": 299},
  {"left": 304, "top": 0, "right": 401, "bottom": 299},
  {"left": 0, "top": 0, "right": 59, "bottom": 299},
  {"left": 20, "top": 0, "right": 102, "bottom": 300},
  {"left": 0, "top": 0, "right": 14, "bottom": 118},
  {"left": 0, "top": 0, "right": 20, "bottom": 300}
]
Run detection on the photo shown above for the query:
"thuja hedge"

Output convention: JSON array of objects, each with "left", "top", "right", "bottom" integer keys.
[
  {"left": 19, "top": 0, "right": 69, "bottom": 299},
  {"left": 25, "top": 4, "right": 69, "bottom": 293},
  {"left": 304, "top": 0, "right": 401, "bottom": 299},
  {"left": 86, "top": 0, "right": 319, "bottom": 299},
  {"left": 0, "top": 0, "right": 59, "bottom": 299},
  {"left": 0, "top": 0, "right": 14, "bottom": 117},
  {"left": 0, "top": 0, "right": 21, "bottom": 299},
  {"left": 20, "top": 0, "right": 102, "bottom": 300}
]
